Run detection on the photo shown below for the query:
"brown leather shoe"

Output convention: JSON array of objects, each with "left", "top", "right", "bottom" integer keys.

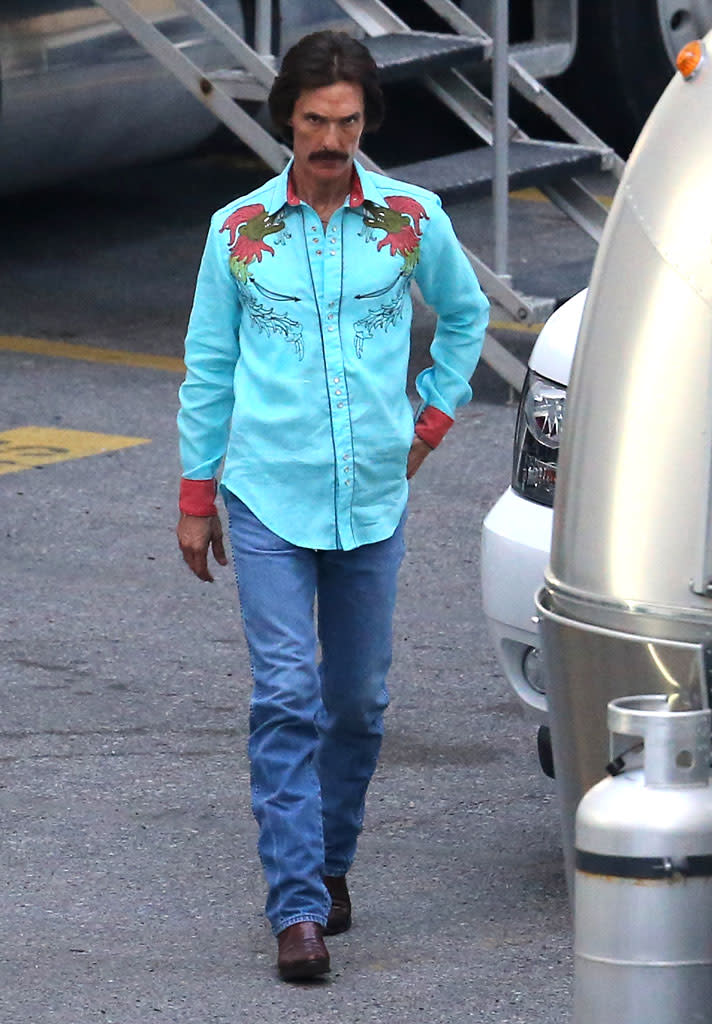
[
  {"left": 277, "top": 922, "right": 330, "bottom": 981},
  {"left": 323, "top": 875, "right": 352, "bottom": 936}
]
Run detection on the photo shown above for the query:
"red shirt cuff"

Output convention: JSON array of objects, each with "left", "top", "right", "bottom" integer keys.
[
  {"left": 414, "top": 406, "right": 454, "bottom": 449},
  {"left": 179, "top": 478, "right": 218, "bottom": 517}
]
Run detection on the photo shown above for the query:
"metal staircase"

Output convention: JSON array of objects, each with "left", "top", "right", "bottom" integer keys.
[{"left": 91, "top": 0, "right": 624, "bottom": 392}]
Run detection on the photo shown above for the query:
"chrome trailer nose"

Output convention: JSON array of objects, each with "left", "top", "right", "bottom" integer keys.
[{"left": 537, "top": 32, "right": 712, "bottom": 896}]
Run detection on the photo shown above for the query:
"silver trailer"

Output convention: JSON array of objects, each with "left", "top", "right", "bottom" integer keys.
[
  {"left": 0, "top": 1, "right": 246, "bottom": 192},
  {"left": 538, "top": 30, "right": 712, "bottom": 884}
]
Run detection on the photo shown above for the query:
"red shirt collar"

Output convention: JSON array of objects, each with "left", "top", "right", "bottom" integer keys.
[{"left": 286, "top": 164, "right": 364, "bottom": 208}]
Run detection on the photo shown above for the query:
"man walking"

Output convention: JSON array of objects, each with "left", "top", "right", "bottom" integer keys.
[{"left": 177, "top": 30, "right": 488, "bottom": 981}]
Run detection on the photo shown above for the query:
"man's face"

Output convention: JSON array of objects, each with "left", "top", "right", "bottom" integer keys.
[{"left": 289, "top": 80, "right": 365, "bottom": 184}]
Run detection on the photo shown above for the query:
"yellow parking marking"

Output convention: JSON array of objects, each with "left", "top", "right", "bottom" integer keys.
[
  {"left": 490, "top": 319, "right": 544, "bottom": 334},
  {"left": 0, "top": 427, "right": 149, "bottom": 476},
  {"left": 511, "top": 187, "right": 613, "bottom": 208},
  {"left": 0, "top": 334, "right": 184, "bottom": 373},
  {"left": 511, "top": 187, "right": 548, "bottom": 202}
]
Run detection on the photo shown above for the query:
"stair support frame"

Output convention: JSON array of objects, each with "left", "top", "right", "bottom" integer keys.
[{"left": 94, "top": 0, "right": 288, "bottom": 171}]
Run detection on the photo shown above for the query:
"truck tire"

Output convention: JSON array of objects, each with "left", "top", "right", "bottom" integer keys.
[
  {"left": 558, "top": 0, "right": 712, "bottom": 155},
  {"left": 537, "top": 725, "right": 555, "bottom": 779}
]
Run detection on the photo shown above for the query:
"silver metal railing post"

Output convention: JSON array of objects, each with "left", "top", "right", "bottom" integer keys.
[
  {"left": 255, "top": 0, "right": 273, "bottom": 58},
  {"left": 492, "top": 0, "right": 510, "bottom": 280}
]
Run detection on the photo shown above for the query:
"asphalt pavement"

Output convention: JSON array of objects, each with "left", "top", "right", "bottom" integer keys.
[{"left": 0, "top": 147, "right": 599, "bottom": 1023}]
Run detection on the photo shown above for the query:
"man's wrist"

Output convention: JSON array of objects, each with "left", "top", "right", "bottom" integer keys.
[{"left": 412, "top": 435, "right": 434, "bottom": 452}]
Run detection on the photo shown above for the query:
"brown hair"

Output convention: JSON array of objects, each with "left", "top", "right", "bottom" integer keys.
[{"left": 268, "top": 31, "right": 385, "bottom": 141}]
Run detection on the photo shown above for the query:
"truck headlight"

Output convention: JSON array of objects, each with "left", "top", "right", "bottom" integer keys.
[{"left": 512, "top": 370, "right": 567, "bottom": 508}]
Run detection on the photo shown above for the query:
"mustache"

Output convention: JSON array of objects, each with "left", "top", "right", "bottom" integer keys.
[{"left": 309, "top": 149, "right": 349, "bottom": 162}]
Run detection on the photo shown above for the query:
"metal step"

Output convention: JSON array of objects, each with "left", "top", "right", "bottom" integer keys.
[
  {"left": 509, "top": 40, "right": 573, "bottom": 79},
  {"left": 214, "top": 29, "right": 488, "bottom": 101},
  {"left": 363, "top": 31, "right": 486, "bottom": 82},
  {"left": 391, "top": 141, "right": 603, "bottom": 202}
]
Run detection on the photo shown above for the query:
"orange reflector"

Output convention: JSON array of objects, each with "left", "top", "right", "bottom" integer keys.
[{"left": 677, "top": 39, "right": 705, "bottom": 79}]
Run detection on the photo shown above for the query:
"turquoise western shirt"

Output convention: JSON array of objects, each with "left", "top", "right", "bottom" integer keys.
[{"left": 178, "top": 160, "right": 489, "bottom": 550}]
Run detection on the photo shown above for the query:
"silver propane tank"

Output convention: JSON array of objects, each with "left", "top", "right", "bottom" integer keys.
[{"left": 574, "top": 695, "right": 712, "bottom": 1024}]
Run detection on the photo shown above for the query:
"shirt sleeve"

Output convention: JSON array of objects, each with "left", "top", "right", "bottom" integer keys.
[
  {"left": 177, "top": 211, "right": 242, "bottom": 484},
  {"left": 412, "top": 199, "right": 489, "bottom": 426},
  {"left": 414, "top": 405, "right": 454, "bottom": 449},
  {"left": 179, "top": 477, "right": 218, "bottom": 517}
]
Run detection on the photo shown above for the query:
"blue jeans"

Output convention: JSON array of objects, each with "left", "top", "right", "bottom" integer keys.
[{"left": 225, "top": 493, "right": 406, "bottom": 935}]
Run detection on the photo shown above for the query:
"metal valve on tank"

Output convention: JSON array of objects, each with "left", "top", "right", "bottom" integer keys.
[{"left": 574, "top": 695, "right": 712, "bottom": 1024}]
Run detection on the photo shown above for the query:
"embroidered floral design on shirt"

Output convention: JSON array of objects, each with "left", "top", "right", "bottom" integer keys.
[
  {"left": 221, "top": 204, "right": 285, "bottom": 281},
  {"left": 354, "top": 195, "right": 428, "bottom": 357},
  {"left": 362, "top": 195, "right": 428, "bottom": 273},
  {"left": 235, "top": 282, "right": 304, "bottom": 361},
  {"left": 221, "top": 203, "right": 304, "bottom": 360}
]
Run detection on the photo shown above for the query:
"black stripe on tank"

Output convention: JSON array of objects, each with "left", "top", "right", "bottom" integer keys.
[{"left": 576, "top": 849, "right": 712, "bottom": 879}]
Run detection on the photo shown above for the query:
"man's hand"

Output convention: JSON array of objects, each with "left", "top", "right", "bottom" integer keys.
[
  {"left": 177, "top": 513, "right": 228, "bottom": 582},
  {"left": 407, "top": 436, "right": 433, "bottom": 480}
]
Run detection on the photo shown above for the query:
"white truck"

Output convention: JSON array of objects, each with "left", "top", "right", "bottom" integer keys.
[{"left": 480, "top": 289, "right": 584, "bottom": 776}]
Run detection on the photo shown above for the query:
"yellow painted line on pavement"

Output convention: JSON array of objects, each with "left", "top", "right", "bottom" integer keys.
[
  {"left": 0, "top": 334, "right": 185, "bottom": 373},
  {"left": 511, "top": 187, "right": 547, "bottom": 202},
  {"left": 2, "top": 318, "right": 543, "bottom": 373},
  {"left": 511, "top": 186, "right": 613, "bottom": 208},
  {"left": 490, "top": 319, "right": 544, "bottom": 334},
  {"left": 0, "top": 427, "right": 149, "bottom": 476}
]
